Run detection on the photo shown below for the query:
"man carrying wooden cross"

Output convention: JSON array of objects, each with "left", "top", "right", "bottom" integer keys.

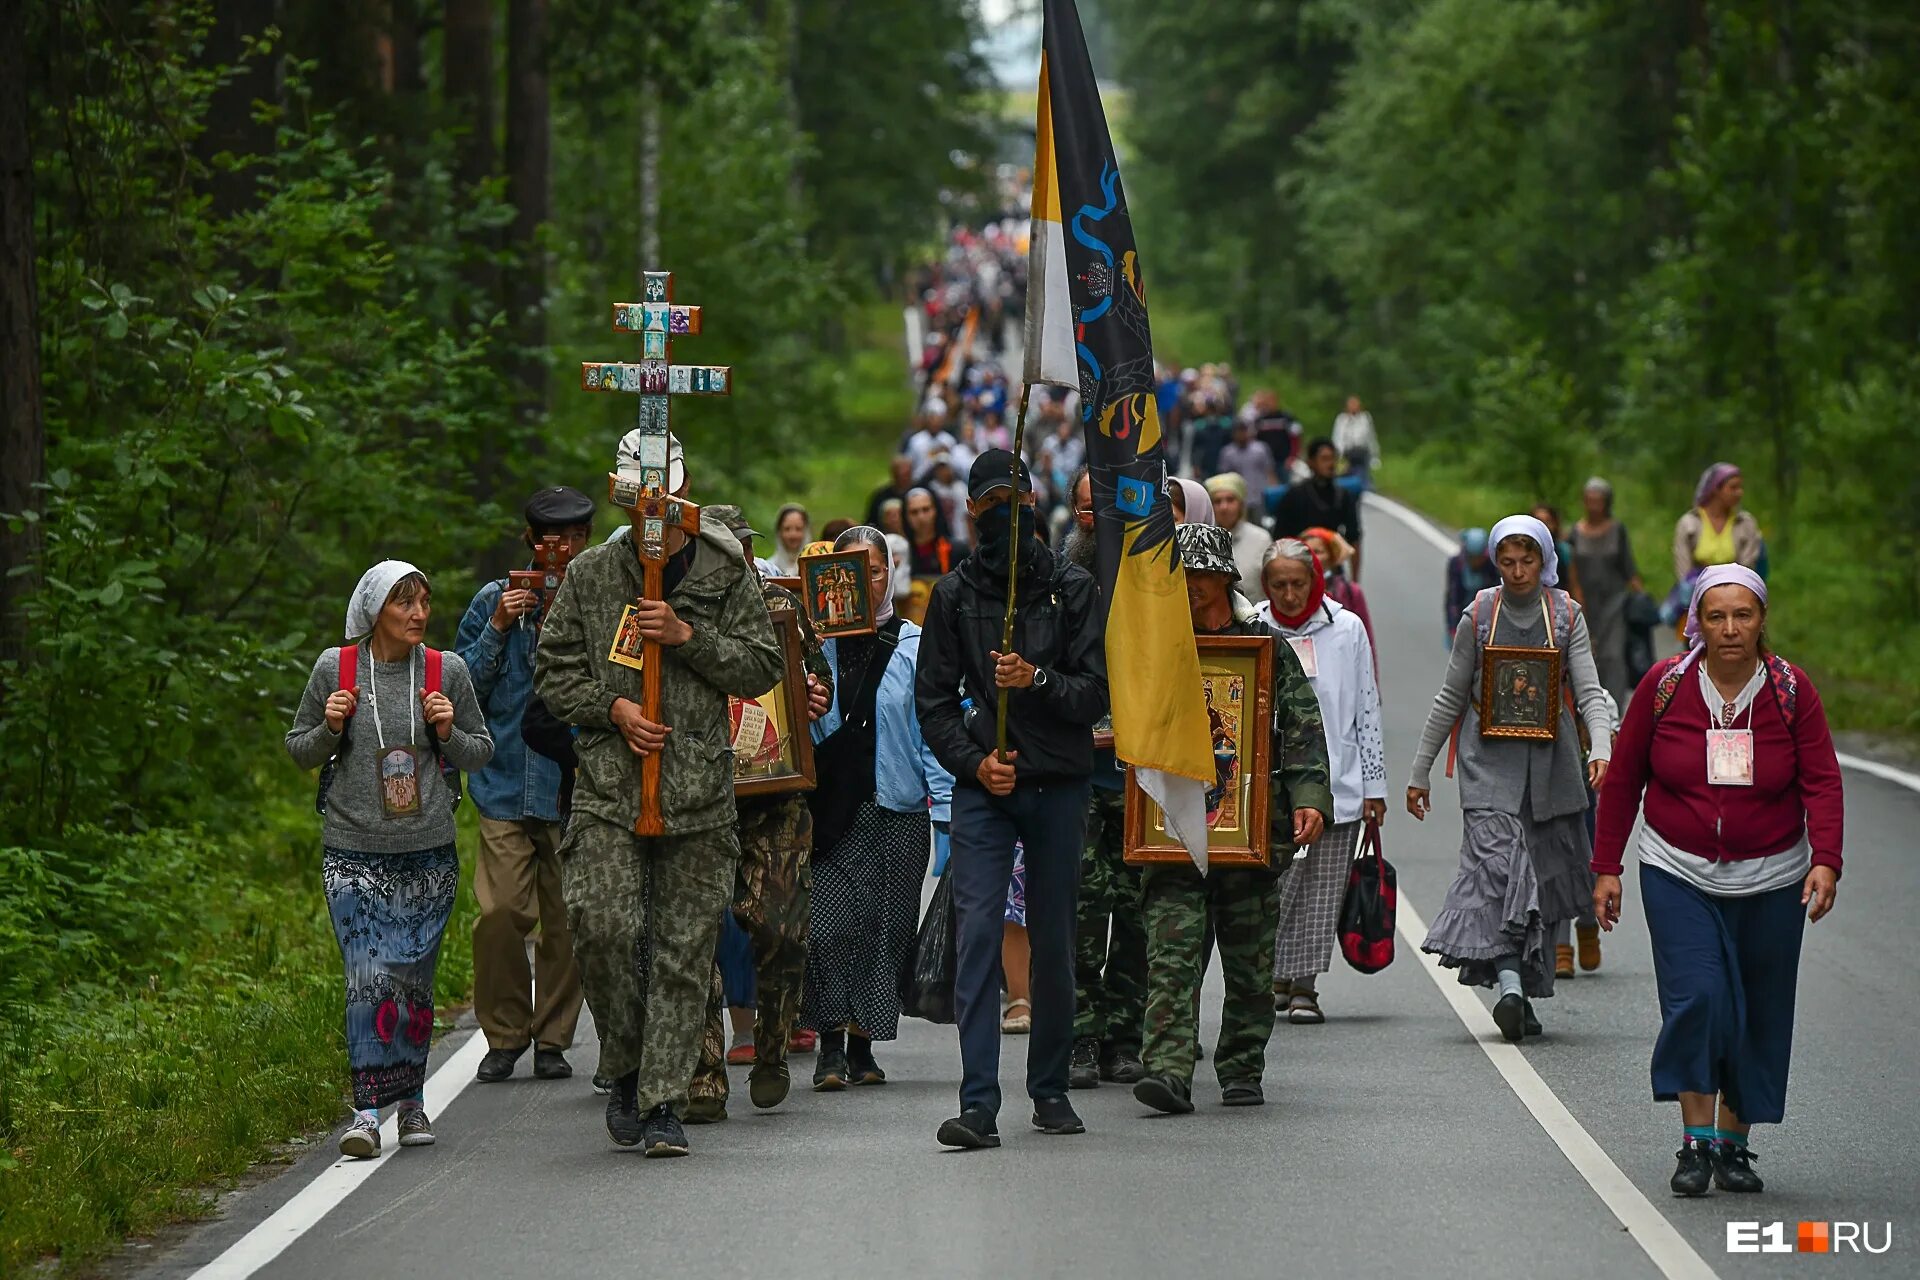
[{"left": 535, "top": 430, "right": 782, "bottom": 1157}]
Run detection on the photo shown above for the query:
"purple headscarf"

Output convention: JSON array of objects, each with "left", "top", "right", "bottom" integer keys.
[
  {"left": 1685, "top": 563, "right": 1767, "bottom": 651},
  {"left": 1694, "top": 462, "right": 1741, "bottom": 509}
]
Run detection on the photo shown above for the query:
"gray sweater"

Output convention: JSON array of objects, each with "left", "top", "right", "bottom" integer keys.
[
  {"left": 286, "top": 644, "right": 493, "bottom": 853},
  {"left": 1409, "top": 586, "right": 1614, "bottom": 821}
]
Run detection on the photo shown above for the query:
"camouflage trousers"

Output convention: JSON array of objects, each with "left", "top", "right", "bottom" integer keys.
[
  {"left": 560, "top": 816, "right": 738, "bottom": 1113},
  {"left": 688, "top": 796, "right": 813, "bottom": 1109},
  {"left": 1140, "top": 863, "right": 1280, "bottom": 1087},
  {"left": 1073, "top": 787, "right": 1147, "bottom": 1052}
]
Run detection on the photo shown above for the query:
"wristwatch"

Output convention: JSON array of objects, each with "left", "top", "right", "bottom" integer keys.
[{"left": 1031, "top": 666, "right": 1050, "bottom": 689}]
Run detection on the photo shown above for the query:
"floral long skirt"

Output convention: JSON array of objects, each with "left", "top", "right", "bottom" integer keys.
[{"left": 323, "top": 843, "right": 461, "bottom": 1109}]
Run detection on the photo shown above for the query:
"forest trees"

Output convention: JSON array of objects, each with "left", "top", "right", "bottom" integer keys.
[{"left": 1, "top": 0, "right": 993, "bottom": 842}]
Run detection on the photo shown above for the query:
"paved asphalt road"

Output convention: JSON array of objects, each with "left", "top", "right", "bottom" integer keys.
[{"left": 145, "top": 495, "right": 1918, "bottom": 1280}]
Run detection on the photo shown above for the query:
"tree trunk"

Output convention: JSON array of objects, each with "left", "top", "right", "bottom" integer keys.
[
  {"left": 443, "top": 0, "right": 499, "bottom": 526},
  {"left": 504, "top": 0, "right": 550, "bottom": 465},
  {"left": 196, "top": 0, "right": 282, "bottom": 220},
  {"left": 0, "top": 8, "right": 44, "bottom": 672}
]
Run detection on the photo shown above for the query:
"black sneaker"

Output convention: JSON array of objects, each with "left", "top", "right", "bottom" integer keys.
[
  {"left": 847, "top": 1036, "right": 887, "bottom": 1086},
  {"left": 1031, "top": 1094, "right": 1086, "bottom": 1135},
  {"left": 936, "top": 1105, "right": 1001, "bottom": 1150},
  {"left": 476, "top": 1044, "right": 527, "bottom": 1083},
  {"left": 1133, "top": 1073, "right": 1195, "bottom": 1115},
  {"left": 641, "top": 1104, "right": 689, "bottom": 1158},
  {"left": 533, "top": 1048, "right": 572, "bottom": 1080},
  {"left": 1221, "top": 1080, "right": 1265, "bottom": 1107},
  {"left": 813, "top": 1048, "right": 850, "bottom": 1091},
  {"left": 1711, "top": 1142, "right": 1764, "bottom": 1193},
  {"left": 1492, "top": 994, "right": 1527, "bottom": 1043},
  {"left": 1523, "top": 1001, "right": 1543, "bottom": 1038},
  {"left": 1671, "top": 1142, "right": 1713, "bottom": 1197},
  {"left": 1100, "top": 1045, "right": 1147, "bottom": 1084},
  {"left": 605, "top": 1072, "right": 643, "bottom": 1148},
  {"left": 1069, "top": 1037, "right": 1101, "bottom": 1090}
]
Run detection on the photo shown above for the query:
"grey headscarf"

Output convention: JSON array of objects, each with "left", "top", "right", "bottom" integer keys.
[
  {"left": 834, "top": 525, "right": 897, "bottom": 624},
  {"left": 344, "top": 560, "right": 426, "bottom": 642}
]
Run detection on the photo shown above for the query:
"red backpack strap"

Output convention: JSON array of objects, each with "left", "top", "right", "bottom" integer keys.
[
  {"left": 424, "top": 647, "right": 443, "bottom": 695},
  {"left": 337, "top": 644, "right": 357, "bottom": 691},
  {"left": 1649, "top": 653, "right": 1691, "bottom": 722},
  {"left": 1764, "top": 653, "right": 1798, "bottom": 729}
]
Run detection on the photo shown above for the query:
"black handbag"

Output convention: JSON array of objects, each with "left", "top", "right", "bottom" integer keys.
[{"left": 1338, "top": 820, "right": 1396, "bottom": 974}]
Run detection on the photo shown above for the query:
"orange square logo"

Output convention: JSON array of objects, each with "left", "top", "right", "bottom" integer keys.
[{"left": 1798, "top": 1222, "right": 1830, "bottom": 1253}]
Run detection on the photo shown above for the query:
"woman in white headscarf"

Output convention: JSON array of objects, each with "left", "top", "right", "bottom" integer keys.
[
  {"left": 800, "top": 527, "right": 954, "bottom": 1090},
  {"left": 1404, "top": 515, "right": 1615, "bottom": 1043},
  {"left": 286, "top": 561, "right": 492, "bottom": 1158}
]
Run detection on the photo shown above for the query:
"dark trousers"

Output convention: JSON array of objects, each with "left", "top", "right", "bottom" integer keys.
[
  {"left": 1642, "top": 863, "right": 1806, "bottom": 1125},
  {"left": 950, "top": 779, "right": 1090, "bottom": 1114}
]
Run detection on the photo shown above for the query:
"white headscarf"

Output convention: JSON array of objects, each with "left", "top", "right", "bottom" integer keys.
[
  {"left": 1487, "top": 514, "right": 1559, "bottom": 588},
  {"left": 1171, "top": 476, "right": 1217, "bottom": 527},
  {"left": 344, "top": 560, "right": 426, "bottom": 642}
]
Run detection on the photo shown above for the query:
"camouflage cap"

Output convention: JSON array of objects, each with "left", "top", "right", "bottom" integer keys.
[
  {"left": 1176, "top": 522, "right": 1237, "bottom": 578},
  {"left": 704, "top": 504, "right": 761, "bottom": 541}
]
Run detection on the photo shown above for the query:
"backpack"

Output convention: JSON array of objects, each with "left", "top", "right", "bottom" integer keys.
[
  {"left": 1648, "top": 651, "right": 1798, "bottom": 730},
  {"left": 314, "top": 645, "right": 464, "bottom": 816}
]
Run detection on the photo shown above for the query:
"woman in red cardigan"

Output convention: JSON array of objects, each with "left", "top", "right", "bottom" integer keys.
[{"left": 1592, "top": 564, "right": 1843, "bottom": 1199}]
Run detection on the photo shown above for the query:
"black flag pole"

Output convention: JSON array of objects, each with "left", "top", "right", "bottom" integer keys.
[{"left": 994, "top": 383, "right": 1035, "bottom": 762}]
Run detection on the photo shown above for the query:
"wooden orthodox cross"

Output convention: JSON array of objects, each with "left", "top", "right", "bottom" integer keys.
[{"left": 581, "top": 270, "right": 733, "bottom": 836}]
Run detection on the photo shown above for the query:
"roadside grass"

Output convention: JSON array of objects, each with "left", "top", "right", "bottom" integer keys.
[
  {"left": 774, "top": 300, "right": 916, "bottom": 529},
  {"left": 0, "top": 774, "right": 482, "bottom": 1274},
  {"left": 1376, "top": 440, "right": 1920, "bottom": 738}
]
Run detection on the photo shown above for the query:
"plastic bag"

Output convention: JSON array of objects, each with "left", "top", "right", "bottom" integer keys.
[
  {"left": 1338, "top": 821, "right": 1397, "bottom": 974},
  {"left": 900, "top": 869, "right": 958, "bottom": 1023}
]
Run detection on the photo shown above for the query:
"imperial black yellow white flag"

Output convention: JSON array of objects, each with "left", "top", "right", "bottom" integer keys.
[{"left": 1025, "top": 0, "right": 1213, "bottom": 864}]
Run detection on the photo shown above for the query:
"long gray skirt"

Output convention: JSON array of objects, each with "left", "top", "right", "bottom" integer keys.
[
  {"left": 1421, "top": 809, "right": 1592, "bottom": 998},
  {"left": 1272, "top": 819, "right": 1363, "bottom": 982}
]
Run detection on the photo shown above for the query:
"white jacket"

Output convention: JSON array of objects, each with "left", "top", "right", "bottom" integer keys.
[{"left": 1256, "top": 597, "right": 1385, "bottom": 824}]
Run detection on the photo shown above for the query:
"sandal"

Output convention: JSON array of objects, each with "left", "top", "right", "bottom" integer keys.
[
  {"left": 1285, "top": 991, "right": 1325, "bottom": 1025},
  {"left": 1001, "top": 998, "right": 1032, "bottom": 1034}
]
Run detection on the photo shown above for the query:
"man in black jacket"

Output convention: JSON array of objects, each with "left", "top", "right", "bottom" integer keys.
[
  {"left": 917, "top": 449, "right": 1109, "bottom": 1150},
  {"left": 1270, "top": 437, "right": 1364, "bottom": 579}
]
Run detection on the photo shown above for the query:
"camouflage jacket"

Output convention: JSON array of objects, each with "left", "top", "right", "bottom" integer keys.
[
  {"left": 536, "top": 523, "right": 782, "bottom": 835},
  {"left": 1205, "top": 614, "right": 1335, "bottom": 857}
]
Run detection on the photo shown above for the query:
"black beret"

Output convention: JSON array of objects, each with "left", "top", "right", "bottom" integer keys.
[{"left": 524, "top": 486, "right": 596, "bottom": 529}]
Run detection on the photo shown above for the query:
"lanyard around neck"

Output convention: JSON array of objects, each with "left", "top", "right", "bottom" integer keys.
[
  {"left": 1487, "top": 591, "right": 1552, "bottom": 647},
  {"left": 366, "top": 642, "right": 419, "bottom": 751}
]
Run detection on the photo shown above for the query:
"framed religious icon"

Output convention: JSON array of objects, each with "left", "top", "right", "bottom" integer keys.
[
  {"left": 607, "top": 600, "right": 648, "bottom": 671},
  {"left": 1124, "top": 634, "right": 1274, "bottom": 868},
  {"left": 798, "top": 549, "right": 875, "bottom": 639},
  {"left": 731, "top": 608, "right": 817, "bottom": 797},
  {"left": 1479, "top": 645, "right": 1562, "bottom": 742}
]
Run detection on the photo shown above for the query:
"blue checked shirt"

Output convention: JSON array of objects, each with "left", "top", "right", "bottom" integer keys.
[{"left": 456, "top": 579, "right": 563, "bottom": 823}]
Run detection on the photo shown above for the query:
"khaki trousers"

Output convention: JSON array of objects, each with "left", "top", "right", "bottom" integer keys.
[{"left": 473, "top": 816, "right": 584, "bottom": 1052}]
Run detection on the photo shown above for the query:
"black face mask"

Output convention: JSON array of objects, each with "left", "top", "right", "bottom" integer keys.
[{"left": 974, "top": 500, "right": 1038, "bottom": 576}]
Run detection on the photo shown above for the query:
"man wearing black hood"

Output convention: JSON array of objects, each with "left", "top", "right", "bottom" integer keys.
[
  {"left": 917, "top": 449, "right": 1109, "bottom": 1150},
  {"left": 1271, "top": 437, "right": 1364, "bottom": 579}
]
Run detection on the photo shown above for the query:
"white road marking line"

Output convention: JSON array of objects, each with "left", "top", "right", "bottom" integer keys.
[
  {"left": 1365, "top": 492, "right": 1920, "bottom": 797},
  {"left": 188, "top": 1025, "right": 491, "bottom": 1280},
  {"left": 1394, "top": 897, "right": 1719, "bottom": 1280}
]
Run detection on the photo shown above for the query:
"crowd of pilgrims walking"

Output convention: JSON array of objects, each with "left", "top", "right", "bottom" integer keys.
[{"left": 283, "top": 217, "right": 1842, "bottom": 1196}]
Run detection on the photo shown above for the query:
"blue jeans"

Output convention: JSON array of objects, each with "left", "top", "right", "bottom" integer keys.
[{"left": 949, "top": 779, "right": 1090, "bottom": 1114}]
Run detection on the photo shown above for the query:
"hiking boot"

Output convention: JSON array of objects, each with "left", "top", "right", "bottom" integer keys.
[
  {"left": 1031, "top": 1095, "right": 1085, "bottom": 1135},
  {"left": 681, "top": 1094, "right": 728, "bottom": 1125},
  {"left": 397, "top": 1108, "right": 435, "bottom": 1146},
  {"left": 1555, "top": 944, "right": 1575, "bottom": 979},
  {"left": 936, "top": 1105, "right": 1001, "bottom": 1150},
  {"left": 1671, "top": 1142, "right": 1713, "bottom": 1196},
  {"left": 533, "top": 1048, "right": 572, "bottom": 1080},
  {"left": 1133, "top": 1073, "right": 1195, "bottom": 1115},
  {"left": 1099, "top": 1043, "right": 1146, "bottom": 1084},
  {"left": 1069, "top": 1037, "right": 1101, "bottom": 1090},
  {"left": 748, "top": 1060, "right": 791, "bottom": 1110},
  {"left": 1221, "top": 1080, "right": 1265, "bottom": 1107},
  {"left": 1492, "top": 993, "right": 1527, "bottom": 1044},
  {"left": 813, "top": 1048, "right": 851, "bottom": 1091},
  {"left": 475, "top": 1044, "right": 527, "bottom": 1083},
  {"left": 847, "top": 1036, "right": 887, "bottom": 1086},
  {"left": 338, "top": 1115, "right": 381, "bottom": 1159},
  {"left": 1711, "top": 1142, "right": 1764, "bottom": 1193},
  {"left": 605, "top": 1072, "right": 643, "bottom": 1147},
  {"left": 642, "top": 1104, "right": 689, "bottom": 1157},
  {"left": 1576, "top": 923, "right": 1602, "bottom": 971}
]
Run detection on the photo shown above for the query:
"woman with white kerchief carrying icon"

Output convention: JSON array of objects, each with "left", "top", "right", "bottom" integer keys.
[{"left": 286, "top": 561, "right": 492, "bottom": 1159}]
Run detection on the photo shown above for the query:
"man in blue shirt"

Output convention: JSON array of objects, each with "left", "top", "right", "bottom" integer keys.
[{"left": 457, "top": 486, "right": 596, "bottom": 1083}]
